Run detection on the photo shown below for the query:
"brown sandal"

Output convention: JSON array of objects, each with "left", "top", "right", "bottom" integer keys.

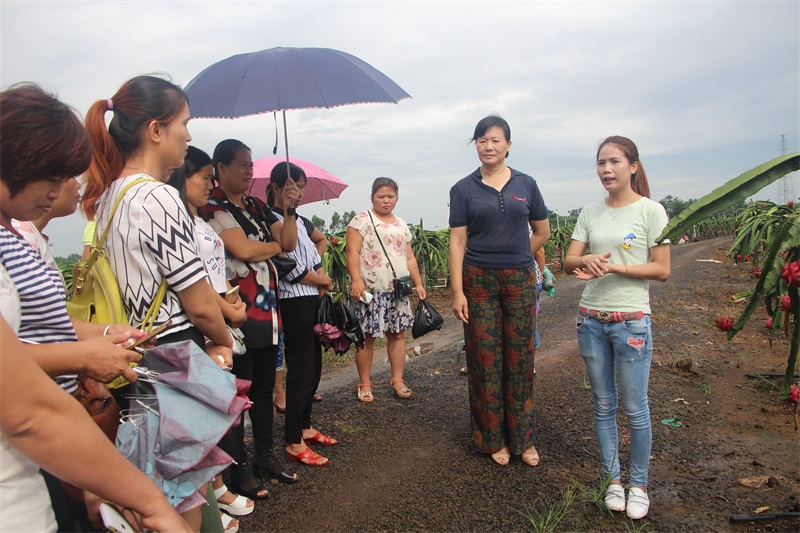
[
  {"left": 357, "top": 383, "right": 373, "bottom": 402},
  {"left": 390, "top": 379, "right": 413, "bottom": 399},
  {"left": 522, "top": 446, "right": 540, "bottom": 467}
]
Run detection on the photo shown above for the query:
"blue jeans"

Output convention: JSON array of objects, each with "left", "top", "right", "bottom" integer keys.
[{"left": 577, "top": 313, "right": 652, "bottom": 487}]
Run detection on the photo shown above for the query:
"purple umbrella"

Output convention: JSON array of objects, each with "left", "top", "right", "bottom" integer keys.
[
  {"left": 184, "top": 47, "right": 410, "bottom": 205},
  {"left": 248, "top": 156, "right": 348, "bottom": 206},
  {"left": 184, "top": 47, "right": 410, "bottom": 118}
]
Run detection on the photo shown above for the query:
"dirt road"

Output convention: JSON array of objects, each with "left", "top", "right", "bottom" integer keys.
[{"left": 238, "top": 237, "right": 799, "bottom": 532}]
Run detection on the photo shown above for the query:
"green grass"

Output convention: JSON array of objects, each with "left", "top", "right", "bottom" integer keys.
[
  {"left": 519, "top": 486, "right": 577, "bottom": 533},
  {"left": 337, "top": 424, "right": 365, "bottom": 435},
  {"left": 623, "top": 518, "right": 652, "bottom": 532},
  {"left": 569, "top": 476, "right": 613, "bottom": 514}
]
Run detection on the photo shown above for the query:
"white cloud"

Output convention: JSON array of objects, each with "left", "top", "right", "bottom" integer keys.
[{"left": 1, "top": 0, "right": 797, "bottom": 256}]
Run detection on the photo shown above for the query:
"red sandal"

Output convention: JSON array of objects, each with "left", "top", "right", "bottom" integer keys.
[
  {"left": 304, "top": 430, "right": 338, "bottom": 446},
  {"left": 287, "top": 447, "right": 328, "bottom": 466}
]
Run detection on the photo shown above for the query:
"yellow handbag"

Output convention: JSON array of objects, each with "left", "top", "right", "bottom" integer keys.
[{"left": 66, "top": 178, "right": 167, "bottom": 388}]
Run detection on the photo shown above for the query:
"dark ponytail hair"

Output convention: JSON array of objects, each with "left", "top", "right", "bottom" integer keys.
[
  {"left": 597, "top": 136, "right": 650, "bottom": 198},
  {"left": 0, "top": 83, "right": 91, "bottom": 197},
  {"left": 82, "top": 75, "right": 188, "bottom": 218},
  {"left": 166, "top": 146, "right": 212, "bottom": 213},
  {"left": 267, "top": 162, "right": 306, "bottom": 207}
]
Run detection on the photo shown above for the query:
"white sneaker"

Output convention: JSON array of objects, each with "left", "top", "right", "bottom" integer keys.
[
  {"left": 604, "top": 484, "right": 625, "bottom": 512},
  {"left": 626, "top": 487, "right": 650, "bottom": 519}
]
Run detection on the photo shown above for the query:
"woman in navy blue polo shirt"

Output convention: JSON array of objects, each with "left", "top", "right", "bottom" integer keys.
[{"left": 449, "top": 116, "right": 550, "bottom": 467}]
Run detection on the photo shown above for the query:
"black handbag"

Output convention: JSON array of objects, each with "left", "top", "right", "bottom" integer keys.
[
  {"left": 270, "top": 255, "right": 297, "bottom": 281},
  {"left": 392, "top": 276, "right": 414, "bottom": 300},
  {"left": 367, "top": 211, "right": 414, "bottom": 300},
  {"left": 411, "top": 299, "right": 444, "bottom": 339}
]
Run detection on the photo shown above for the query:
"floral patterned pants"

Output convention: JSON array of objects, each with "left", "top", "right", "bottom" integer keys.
[{"left": 464, "top": 263, "right": 537, "bottom": 455}]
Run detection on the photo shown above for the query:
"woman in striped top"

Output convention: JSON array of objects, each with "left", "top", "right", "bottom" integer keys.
[
  {"left": 0, "top": 84, "right": 144, "bottom": 390},
  {"left": 268, "top": 162, "right": 337, "bottom": 467},
  {"left": 0, "top": 83, "right": 150, "bottom": 531}
]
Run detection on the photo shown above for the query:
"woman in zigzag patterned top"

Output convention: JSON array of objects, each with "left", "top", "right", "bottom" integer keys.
[{"left": 82, "top": 75, "right": 235, "bottom": 531}]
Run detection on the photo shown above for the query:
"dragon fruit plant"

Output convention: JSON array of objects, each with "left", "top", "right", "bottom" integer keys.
[{"left": 658, "top": 153, "right": 800, "bottom": 399}]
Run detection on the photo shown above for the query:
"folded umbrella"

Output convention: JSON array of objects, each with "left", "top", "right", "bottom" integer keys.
[{"left": 116, "top": 341, "right": 251, "bottom": 513}]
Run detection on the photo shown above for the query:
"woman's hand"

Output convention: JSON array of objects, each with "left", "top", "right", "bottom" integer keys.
[
  {"left": 205, "top": 343, "right": 233, "bottom": 369},
  {"left": 350, "top": 279, "right": 367, "bottom": 301},
  {"left": 105, "top": 324, "right": 148, "bottom": 349},
  {"left": 282, "top": 177, "right": 301, "bottom": 207},
  {"left": 79, "top": 333, "right": 141, "bottom": 384},
  {"left": 580, "top": 252, "right": 612, "bottom": 277},
  {"left": 317, "top": 272, "right": 333, "bottom": 292},
  {"left": 573, "top": 268, "right": 598, "bottom": 281},
  {"left": 452, "top": 292, "right": 469, "bottom": 324},
  {"left": 221, "top": 295, "right": 247, "bottom": 329},
  {"left": 416, "top": 286, "right": 427, "bottom": 300}
]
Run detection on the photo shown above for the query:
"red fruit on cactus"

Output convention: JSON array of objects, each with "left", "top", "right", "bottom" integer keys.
[
  {"left": 735, "top": 254, "right": 742, "bottom": 261},
  {"left": 780, "top": 293, "right": 793, "bottom": 312},
  {"left": 744, "top": 255, "right": 752, "bottom": 262},
  {"left": 753, "top": 267, "right": 763, "bottom": 278},
  {"left": 788, "top": 201, "right": 794, "bottom": 208},
  {"left": 715, "top": 316, "right": 734, "bottom": 332},
  {"left": 780, "top": 261, "right": 800, "bottom": 287},
  {"left": 788, "top": 385, "right": 800, "bottom": 404},
  {"left": 765, "top": 317, "right": 773, "bottom": 328},
  {"left": 330, "top": 236, "right": 339, "bottom": 245}
]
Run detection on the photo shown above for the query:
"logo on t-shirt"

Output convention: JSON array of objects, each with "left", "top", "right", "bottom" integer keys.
[
  {"left": 513, "top": 195, "right": 527, "bottom": 202},
  {"left": 621, "top": 233, "right": 636, "bottom": 250}
]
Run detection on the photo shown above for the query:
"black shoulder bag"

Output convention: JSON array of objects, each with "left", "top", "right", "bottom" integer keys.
[{"left": 367, "top": 211, "right": 413, "bottom": 300}]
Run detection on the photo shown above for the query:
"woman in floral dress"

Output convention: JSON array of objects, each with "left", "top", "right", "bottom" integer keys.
[{"left": 346, "top": 178, "right": 426, "bottom": 402}]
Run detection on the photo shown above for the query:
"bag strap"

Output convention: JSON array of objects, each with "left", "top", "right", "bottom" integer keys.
[
  {"left": 218, "top": 192, "right": 273, "bottom": 242},
  {"left": 367, "top": 211, "right": 398, "bottom": 279},
  {"left": 94, "top": 177, "right": 156, "bottom": 249},
  {"left": 76, "top": 178, "right": 155, "bottom": 292},
  {"left": 214, "top": 191, "right": 278, "bottom": 281},
  {"left": 140, "top": 281, "right": 168, "bottom": 332}
]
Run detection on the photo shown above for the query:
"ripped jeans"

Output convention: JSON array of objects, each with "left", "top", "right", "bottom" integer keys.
[{"left": 577, "top": 313, "right": 652, "bottom": 487}]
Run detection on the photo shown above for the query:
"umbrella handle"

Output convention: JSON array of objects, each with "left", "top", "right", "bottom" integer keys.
[{"left": 282, "top": 110, "right": 294, "bottom": 209}]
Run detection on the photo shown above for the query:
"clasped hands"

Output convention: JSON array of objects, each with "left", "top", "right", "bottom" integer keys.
[{"left": 574, "top": 252, "right": 624, "bottom": 280}]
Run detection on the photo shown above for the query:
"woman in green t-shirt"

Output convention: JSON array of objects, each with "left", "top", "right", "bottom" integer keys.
[{"left": 564, "top": 136, "right": 671, "bottom": 521}]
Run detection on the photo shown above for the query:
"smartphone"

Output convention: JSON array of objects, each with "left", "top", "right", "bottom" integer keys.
[
  {"left": 127, "top": 320, "right": 172, "bottom": 350},
  {"left": 224, "top": 285, "right": 240, "bottom": 303},
  {"left": 99, "top": 503, "right": 136, "bottom": 533},
  {"left": 359, "top": 292, "right": 374, "bottom": 304}
]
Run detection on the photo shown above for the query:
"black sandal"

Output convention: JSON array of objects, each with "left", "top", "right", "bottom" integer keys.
[
  {"left": 253, "top": 455, "right": 299, "bottom": 484},
  {"left": 229, "top": 464, "right": 271, "bottom": 500}
]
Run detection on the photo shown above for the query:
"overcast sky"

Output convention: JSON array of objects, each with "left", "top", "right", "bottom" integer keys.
[{"left": 2, "top": 1, "right": 798, "bottom": 256}]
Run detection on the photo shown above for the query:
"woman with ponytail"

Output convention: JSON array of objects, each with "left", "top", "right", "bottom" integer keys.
[
  {"left": 268, "top": 162, "right": 336, "bottom": 467},
  {"left": 564, "top": 136, "right": 670, "bottom": 520},
  {"left": 82, "top": 75, "right": 232, "bottom": 359},
  {"left": 82, "top": 75, "right": 233, "bottom": 530}
]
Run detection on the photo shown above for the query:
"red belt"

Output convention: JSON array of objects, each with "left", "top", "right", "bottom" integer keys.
[{"left": 579, "top": 307, "right": 644, "bottom": 323}]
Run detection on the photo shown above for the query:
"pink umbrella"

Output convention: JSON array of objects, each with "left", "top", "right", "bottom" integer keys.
[{"left": 248, "top": 156, "right": 348, "bottom": 206}]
